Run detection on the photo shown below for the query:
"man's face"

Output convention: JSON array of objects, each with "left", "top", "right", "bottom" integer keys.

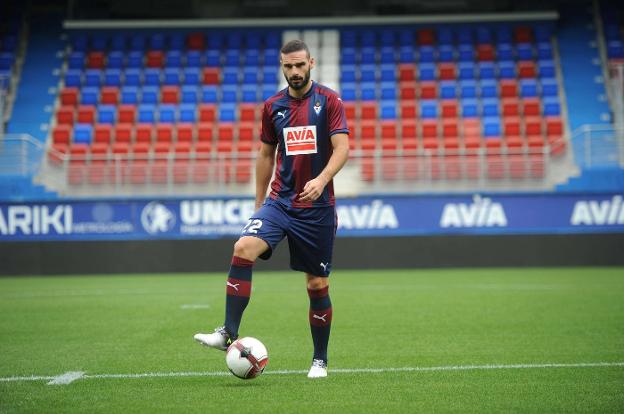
[{"left": 280, "top": 50, "right": 314, "bottom": 91}]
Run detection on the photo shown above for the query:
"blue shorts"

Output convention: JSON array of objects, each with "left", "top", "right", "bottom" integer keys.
[{"left": 241, "top": 198, "right": 337, "bottom": 276}]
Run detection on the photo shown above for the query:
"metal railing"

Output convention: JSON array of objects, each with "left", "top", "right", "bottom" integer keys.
[
  {"left": 571, "top": 124, "right": 624, "bottom": 169},
  {"left": 0, "top": 134, "right": 45, "bottom": 176}
]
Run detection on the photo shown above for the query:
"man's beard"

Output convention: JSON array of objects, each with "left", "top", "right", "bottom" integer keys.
[{"left": 285, "top": 69, "right": 311, "bottom": 91}]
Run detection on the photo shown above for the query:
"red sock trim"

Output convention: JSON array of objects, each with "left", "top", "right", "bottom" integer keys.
[
  {"left": 307, "top": 286, "right": 329, "bottom": 299},
  {"left": 226, "top": 277, "right": 252, "bottom": 297},
  {"left": 231, "top": 256, "right": 255, "bottom": 267}
]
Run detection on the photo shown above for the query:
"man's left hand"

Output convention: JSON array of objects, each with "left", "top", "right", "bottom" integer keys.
[{"left": 298, "top": 177, "right": 328, "bottom": 202}]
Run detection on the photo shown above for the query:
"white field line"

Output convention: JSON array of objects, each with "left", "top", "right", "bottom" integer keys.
[{"left": 0, "top": 362, "right": 622, "bottom": 385}]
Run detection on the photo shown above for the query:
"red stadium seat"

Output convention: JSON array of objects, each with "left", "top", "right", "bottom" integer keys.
[
  {"left": 56, "top": 106, "right": 75, "bottom": 125},
  {"left": 500, "top": 80, "right": 518, "bottom": 97},
  {"left": 146, "top": 50, "right": 164, "bottom": 68},
  {"left": 503, "top": 117, "right": 521, "bottom": 137},
  {"left": 77, "top": 105, "right": 96, "bottom": 124},
  {"left": 442, "top": 119, "right": 458, "bottom": 138},
  {"left": 522, "top": 98, "right": 541, "bottom": 116},
  {"left": 202, "top": 67, "right": 220, "bottom": 84},
  {"left": 398, "top": 64, "right": 416, "bottom": 82},
  {"left": 502, "top": 98, "right": 520, "bottom": 117},
  {"left": 401, "top": 119, "right": 417, "bottom": 140},
  {"left": 400, "top": 82, "right": 417, "bottom": 101},
  {"left": 518, "top": 61, "right": 537, "bottom": 78},
  {"left": 155, "top": 123, "right": 174, "bottom": 143},
  {"left": 421, "top": 120, "right": 438, "bottom": 139},
  {"left": 400, "top": 101, "right": 417, "bottom": 119},
  {"left": 199, "top": 104, "right": 216, "bottom": 122},
  {"left": 380, "top": 121, "right": 397, "bottom": 140},
  {"left": 514, "top": 26, "right": 533, "bottom": 43},
  {"left": 100, "top": 87, "right": 119, "bottom": 105},
  {"left": 87, "top": 51, "right": 105, "bottom": 69},
  {"left": 343, "top": 102, "right": 357, "bottom": 121},
  {"left": 218, "top": 123, "right": 235, "bottom": 142},
  {"left": 524, "top": 117, "right": 543, "bottom": 137},
  {"left": 360, "top": 102, "right": 377, "bottom": 120},
  {"left": 68, "top": 144, "right": 89, "bottom": 185},
  {"left": 187, "top": 32, "right": 205, "bottom": 50},
  {"left": 88, "top": 143, "right": 110, "bottom": 185},
  {"left": 161, "top": 86, "right": 180, "bottom": 104},
  {"left": 477, "top": 44, "right": 495, "bottom": 61},
  {"left": 114, "top": 123, "right": 133, "bottom": 143},
  {"left": 60, "top": 87, "right": 79, "bottom": 106},
  {"left": 94, "top": 124, "right": 113, "bottom": 144},
  {"left": 237, "top": 122, "right": 255, "bottom": 142},
  {"left": 417, "top": 29, "right": 435, "bottom": 45},
  {"left": 117, "top": 105, "right": 136, "bottom": 124},
  {"left": 359, "top": 121, "right": 377, "bottom": 140},
  {"left": 48, "top": 143, "right": 68, "bottom": 166},
  {"left": 419, "top": 82, "right": 437, "bottom": 99},
  {"left": 197, "top": 123, "right": 214, "bottom": 142},
  {"left": 235, "top": 159, "right": 253, "bottom": 183},
  {"left": 438, "top": 63, "right": 456, "bottom": 80},
  {"left": 135, "top": 124, "right": 154, "bottom": 143},
  {"left": 176, "top": 123, "right": 194, "bottom": 142},
  {"left": 440, "top": 100, "right": 458, "bottom": 118},
  {"left": 545, "top": 117, "right": 563, "bottom": 138},
  {"left": 52, "top": 125, "right": 71, "bottom": 145},
  {"left": 485, "top": 139, "right": 505, "bottom": 179},
  {"left": 239, "top": 104, "right": 258, "bottom": 122}
]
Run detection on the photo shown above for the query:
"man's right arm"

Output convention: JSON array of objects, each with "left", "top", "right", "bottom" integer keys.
[{"left": 255, "top": 142, "right": 276, "bottom": 210}]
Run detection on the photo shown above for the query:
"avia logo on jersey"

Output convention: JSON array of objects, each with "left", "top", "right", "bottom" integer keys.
[
  {"left": 440, "top": 195, "right": 507, "bottom": 228},
  {"left": 337, "top": 200, "right": 399, "bottom": 230},
  {"left": 570, "top": 195, "right": 624, "bottom": 225},
  {"left": 0, "top": 205, "right": 73, "bottom": 235},
  {"left": 283, "top": 125, "right": 317, "bottom": 156}
]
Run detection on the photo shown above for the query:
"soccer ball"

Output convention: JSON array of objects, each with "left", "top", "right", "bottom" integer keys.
[{"left": 225, "top": 337, "right": 269, "bottom": 379}]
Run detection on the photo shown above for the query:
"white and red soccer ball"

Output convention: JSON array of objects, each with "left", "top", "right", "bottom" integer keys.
[{"left": 225, "top": 337, "right": 269, "bottom": 379}]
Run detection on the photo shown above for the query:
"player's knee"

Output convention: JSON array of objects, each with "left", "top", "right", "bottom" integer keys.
[
  {"left": 307, "top": 276, "right": 328, "bottom": 290},
  {"left": 233, "top": 237, "right": 262, "bottom": 261}
]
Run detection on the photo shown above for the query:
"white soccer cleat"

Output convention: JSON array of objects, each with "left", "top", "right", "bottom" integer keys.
[
  {"left": 307, "top": 359, "right": 328, "bottom": 378},
  {"left": 193, "top": 326, "right": 232, "bottom": 351}
]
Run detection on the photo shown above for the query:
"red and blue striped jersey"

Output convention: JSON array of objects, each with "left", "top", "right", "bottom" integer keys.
[{"left": 261, "top": 81, "right": 349, "bottom": 208}]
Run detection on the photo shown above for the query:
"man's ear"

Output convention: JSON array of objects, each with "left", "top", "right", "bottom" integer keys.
[{"left": 309, "top": 57, "right": 315, "bottom": 69}]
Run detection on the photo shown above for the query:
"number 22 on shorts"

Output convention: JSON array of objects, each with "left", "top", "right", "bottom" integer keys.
[{"left": 242, "top": 219, "right": 263, "bottom": 234}]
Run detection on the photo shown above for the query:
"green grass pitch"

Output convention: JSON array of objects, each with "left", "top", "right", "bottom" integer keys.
[{"left": 1, "top": 268, "right": 623, "bottom": 413}]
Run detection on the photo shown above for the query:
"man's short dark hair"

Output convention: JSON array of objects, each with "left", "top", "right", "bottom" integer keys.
[{"left": 280, "top": 39, "right": 310, "bottom": 58}]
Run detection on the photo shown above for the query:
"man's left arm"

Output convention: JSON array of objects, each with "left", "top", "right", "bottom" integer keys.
[{"left": 298, "top": 133, "right": 349, "bottom": 202}]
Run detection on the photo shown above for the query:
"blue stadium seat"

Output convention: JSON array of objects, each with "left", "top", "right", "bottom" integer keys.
[
  {"left": 461, "top": 98, "right": 479, "bottom": 117},
  {"left": 181, "top": 85, "right": 199, "bottom": 103},
  {"left": 129, "top": 34, "right": 146, "bottom": 51},
  {"left": 398, "top": 30, "right": 414, "bottom": 47},
  {"left": 159, "top": 104, "right": 176, "bottom": 123},
  {"left": 262, "top": 67, "right": 278, "bottom": 84},
  {"left": 460, "top": 80, "right": 477, "bottom": 98},
  {"left": 361, "top": 47, "right": 376, "bottom": 64},
  {"left": 543, "top": 97, "right": 561, "bottom": 116},
  {"left": 342, "top": 47, "right": 356, "bottom": 65},
  {"left": 110, "top": 34, "right": 126, "bottom": 51},
  {"left": 380, "top": 30, "right": 395, "bottom": 47},
  {"left": 70, "top": 35, "right": 88, "bottom": 52},
  {"left": 440, "top": 81, "right": 457, "bottom": 99},
  {"left": 242, "top": 85, "right": 258, "bottom": 103},
  {"left": 482, "top": 98, "right": 500, "bottom": 116},
  {"left": 222, "top": 68, "right": 239, "bottom": 85},
  {"left": 74, "top": 124, "right": 93, "bottom": 144},
  {"left": 138, "top": 104, "right": 156, "bottom": 123},
  {"left": 520, "top": 79, "right": 538, "bottom": 97},
  {"left": 168, "top": 34, "right": 185, "bottom": 51},
  {"left": 183, "top": 68, "right": 200, "bottom": 85},
  {"left": 143, "top": 68, "right": 161, "bottom": 86},
  {"left": 68, "top": 52, "right": 85, "bottom": 69},
  {"left": 341, "top": 31, "right": 356, "bottom": 48},
  {"left": 97, "top": 105, "right": 116, "bottom": 124},
  {"left": 141, "top": 86, "right": 159, "bottom": 104},
  {"left": 340, "top": 83, "right": 357, "bottom": 101},
  {"left": 121, "top": 86, "right": 139, "bottom": 104},
  {"left": 224, "top": 50, "right": 240, "bottom": 66},
  {"left": 186, "top": 51, "right": 203, "bottom": 67},
  {"left": 244, "top": 50, "right": 260, "bottom": 66},
  {"left": 516, "top": 43, "right": 534, "bottom": 60},
  {"left": 495, "top": 27, "right": 512, "bottom": 43},
  {"left": 438, "top": 45, "right": 455, "bottom": 62},
  {"left": 541, "top": 78, "right": 558, "bottom": 97},
  {"left": 380, "top": 101, "right": 397, "bottom": 119},
  {"left": 204, "top": 50, "right": 221, "bottom": 67},
  {"left": 476, "top": 27, "right": 492, "bottom": 44},
  {"left": 149, "top": 34, "right": 165, "bottom": 50},
  {"left": 399, "top": 46, "right": 415, "bottom": 63},
  {"left": 538, "top": 60, "right": 555, "bottom": 78},
  {"left": 437, "top": 28, "right": 454, "bottom": 46},
  {"left": 361, "top": 82, "right": 377, "bottom": 100},
  {"left": 245, "top": 32, "right": 262, "bottom": 49},
  {"left": 85, "top": 69, "right": 102, "bottom": 87},
  {"left": 264, "top": 49, "right": 279, "bottom": 65},
  {"left": 380, "top": 64, "right": 395, "bottom": 82},
  {"left": 360, "top": 65, "right": 376, "bottom": 82},
  {"left": 380, "top": 47, "right": 395, "bottom": 64},
  {"left": 165, "top": 50, "right": 183, "bottom": 68},
  {"left": 418, "top": 46, "right": 435, "bottom": 63},
  {"left": 479, "top": 80, "right": 497, "bottom": 98},
  {"left": 457, "top": 28, "right": 473, "bottom": 45},
  {"left": 107, "top": 51, "right": 124, "bottom": 68},
  {"left": 219, "top": 103, "right": 237, "bottom": 122},
  {"left": 419, "top": 63, "right": 436, "bottom": 81},
  {"left": 535, "top": 26, "right": 552, "bottom": 42},
  {"left": 457, "top": 45, "right": 474, "bottom": 62},
  {"left": 458, "top": 62, "right": 475, "bottom": 80},
  {"left": 103, "top": 69, "right": 122, "bottom": 87},
  {"left": 64, "top": 69, "right": 82, "bottom": 87},
  {"left": 201, "top": 85, "right": 218, "bottom": 103},
  {"left": 262, "top": 84, "right": 278, "bottom": 100},
  {"left": 478, "top": 62, "right": 496, "bottom": 79},
  {"left": 420, "top": 100, "right": 438, "bottom": 118},
  {"left": 537, "top": 42, "right": 553, "bottom": 59},
  {"left": 222, "top": 85, "right": 238, "bottom": 102},
  {"left": 90, "top": 35, "right": 108, "bottom": 51},
  {"left": 242, "top": 67, "right": 258, "bottom": 84},
  {"left": 361, "top": 32, "right": 376, "bottom": 47},
  {"left": 227, "top": 33, "right": 242, "bottom": 49},
  {"left": 207, "top": 33, "right": 223, "bottom": 50},
  {"left": 163, "top": 68, "right": 180, "bottom": 85},
  {"left": 124, "top": 68, "right": 141, "bottom": 86},
  {"left": 126, "top": 51, "right": 144, "bottom": 68},
  {"left": 80, "top": 87, "right": 99, "bottom": 105},
  {"left": 496, "top": 43, "right": 514, "bottom": 60},
  {"left": 341, "top": 66, "right": 357, "bottom": 83},
  {"left": 380, "top": 82, "right": 397, "bottom": 100},
  {"left": 266, "top": 32, "right": 281, "bottom": 49},
  {"left": 483, "top": 117, "right": 501, "bottom": 137},
  {"left": 498, "top": 61, "right": 516, "bottom": 79}
]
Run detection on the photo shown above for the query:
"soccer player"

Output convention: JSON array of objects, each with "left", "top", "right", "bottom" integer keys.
[{"left": 194, "top": 39, "right": 349, "bottom": 378}]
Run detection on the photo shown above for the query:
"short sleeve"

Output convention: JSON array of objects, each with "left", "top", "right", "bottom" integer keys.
[{"left": 327, "top": 94, "right": 350, "bottom": 137}]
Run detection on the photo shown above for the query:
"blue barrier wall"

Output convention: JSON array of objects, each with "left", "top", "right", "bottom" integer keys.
[{"left": 1, "top": 193, "right": 623, "bottom": 241}]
